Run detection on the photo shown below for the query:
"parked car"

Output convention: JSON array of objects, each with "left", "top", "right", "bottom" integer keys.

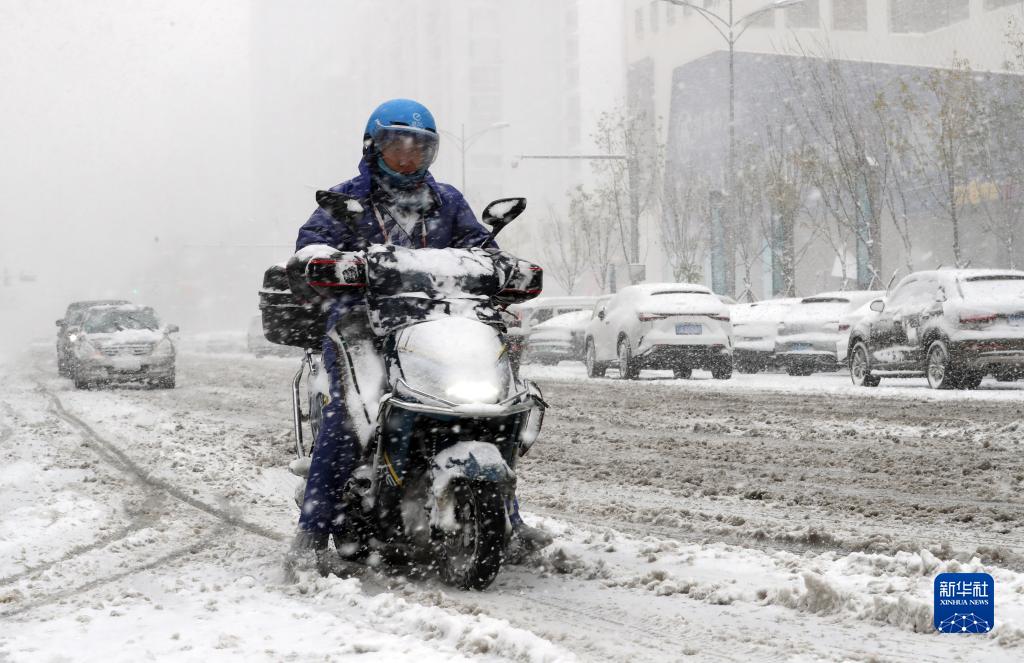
[
  {"left": 848, "top": 269, "right": 1024, "bottom": 389},
  {"left": 836, "top": 295, "right": 885, "bottom": 365},
  {"left": 730, "top": 298, "right": 800, "bottom": 373},
  {"left": 584, "top": 283, "right": 732, "bottom": 380},
  {"left": 56, "top": 299, "right": 130, "bottom": 376},
  {"left": 524, "top": 309, "right": 592, "bottom": 364},
  {"left": 775, "top": 291, "right": 884, "bottom": 376},
  {"left": 69, "top": 304, "right": 178, "bottom": 389},
  {"left": 507, "top": 296, "right": 598, "bottom": 366}
]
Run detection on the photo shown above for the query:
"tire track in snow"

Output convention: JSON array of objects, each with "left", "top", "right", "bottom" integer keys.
[
  {"left": 0, "top": 493, "right": 168, "bottom": 587},
  {"left": 0, "top": 525, "right": 225, "bottom": 619},
  {"left": 38, "top": 382, "right": 286, "bottom": 544}
]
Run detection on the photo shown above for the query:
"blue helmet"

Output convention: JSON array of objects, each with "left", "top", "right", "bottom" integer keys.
[
  {"left": 364, "top": 98, "right": 437, "bottom": 140},
  {"left": 364, "top": 99, "right": 440, "bottom": 189}
]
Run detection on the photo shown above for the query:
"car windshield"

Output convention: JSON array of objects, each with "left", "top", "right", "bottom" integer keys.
[
  {"left": 961, "top": 276, "right": 1024, "bottom": 300},
  {"left": 83, "top": 309, "right": 159, "bottom": 333}
]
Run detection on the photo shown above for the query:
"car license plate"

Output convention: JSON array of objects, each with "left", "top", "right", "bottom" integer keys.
[
  {"left": 790, "top": 343, "right": 812, "bottom": 352},
  {"left": 111, "top": 358, "right": 142, "bottom": 372},
  {"left": 1010, "top": 313, "right": 1024, "bottom": 327},
  {"left": 676, "top": 323, "right": 702, "bottom": 335}
]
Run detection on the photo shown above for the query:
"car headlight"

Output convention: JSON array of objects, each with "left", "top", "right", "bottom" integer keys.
[
  {"left": 152, "top": 338, "right": 174, "bottom": 356},
  {"left": 68, "top": 333, "right": 78, "bottom": 342}
]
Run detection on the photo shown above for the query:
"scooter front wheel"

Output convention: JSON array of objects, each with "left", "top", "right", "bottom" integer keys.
[{"left": 435, "top": 481, "right": 506, "bottom": 590}]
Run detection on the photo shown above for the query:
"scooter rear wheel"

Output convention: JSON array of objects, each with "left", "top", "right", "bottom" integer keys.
[{"left": 435, "top": 482, "right": 506, "bottom": 590}]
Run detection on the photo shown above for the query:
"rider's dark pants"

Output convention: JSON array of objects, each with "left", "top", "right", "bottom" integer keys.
[{"left": 298, "top": 334, "right": 359, "bottom": 534}]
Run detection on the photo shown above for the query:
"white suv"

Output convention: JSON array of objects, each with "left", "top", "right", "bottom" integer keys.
[{"left": 584, "top": 283, "right": 732, "bottom": 380}]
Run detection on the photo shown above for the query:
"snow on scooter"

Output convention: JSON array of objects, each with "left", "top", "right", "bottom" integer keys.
[{"left": 260, "top": 195, "right": 546, "bottom": 590}]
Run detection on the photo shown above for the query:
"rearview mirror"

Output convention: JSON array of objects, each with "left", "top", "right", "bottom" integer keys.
[
  {"left": 480, "top": 198, "right": 527, "bottom": 248},
  {"left": 56, "top": 319, "right": 64, "bottom": 327},
  {"left": 166, "top": 324, "right": 180, "bottom": 334},
  {"left": 870, "top": 300, "right": 884, "bottom": 312}
]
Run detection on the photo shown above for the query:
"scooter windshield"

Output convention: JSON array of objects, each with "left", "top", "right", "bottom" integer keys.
[{"left": 395, "top": 317, "right": 512, "bottom": 405}]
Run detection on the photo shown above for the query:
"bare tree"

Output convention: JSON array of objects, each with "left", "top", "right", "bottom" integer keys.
[
  {"left": 972, "top": 19, "right": 1024, "bottom": 268},
  {"left": 568, "top": 185, "right": 617, "bottom": 292},
  {"left": 759, "top": 125, "right": 819, "bottom": 297},
  {"left": 660, "top": 163, "right": 708, "bottom": 283},
  {"left": 779, "top": 47, "right": 895, "bottom": 289},
  {"left": 539, "top": 204, "right": 587, "bottom": 294},
  {"left": 588, "top": 101, "right": 663, "bottom": 275},
  {"left": 900, "top": 57, "right": 986, "bottom": 267}
]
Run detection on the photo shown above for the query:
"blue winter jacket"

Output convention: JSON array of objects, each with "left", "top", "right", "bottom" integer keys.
[
  {"left": 296, "top": 158, "right": 492, "bottom": 252},
  {"left": 295, "top": 158, "right": 494, "bottom": 327}
]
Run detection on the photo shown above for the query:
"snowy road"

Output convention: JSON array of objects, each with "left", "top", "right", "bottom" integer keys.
[{"left": 3, "top": 348, "right": 1024, "bottom": 661}]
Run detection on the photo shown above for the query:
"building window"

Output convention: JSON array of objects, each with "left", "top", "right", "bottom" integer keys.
[
  {"left": 785, "top": 0, "right": 820, "bottom": 28},
  {"left": 890, "top": 0, "right": 969, "bottom": 33},
  {"left": 650, "top": 1, "right": 660, "bottom": 32},
  {"left": 666, "top": 3, "right": 676, "bottom": 25},
  {"left": 635, "top": 7, "right": 644, "bottom": 38},
  {"left": 833, "top": 0, "right": 868, "bottom": 31}
]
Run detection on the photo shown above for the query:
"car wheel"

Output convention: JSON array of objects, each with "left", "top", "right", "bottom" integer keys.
[
  {"left": 711, "top": 359, "right": 733, "bottom": 380},
  {"left": 672, "top": 365, "right": 692, "bottom": 379},
  {"left": 735, "top": 360, "right": 760, "bottom": 374},
  {"left": 959, "top": 371, "right": 983, "bottom": 390},
  {"left": 71, "top": 363, "right": 89, "bottom": 390},
  {"left": 585, "top": 340, "right": 606, "bottom": 378},
  {"left": 926, "top": 340, "right": 959, "bottom": 390},
  {"left": 617, "top": 338, "right": 639, "bottom": 380},
  {"left": 786, "top": 363, "right": 814, "bottom": 377},
  {"left": 849, "top": 343, "right": 880, "bottom": 387}
]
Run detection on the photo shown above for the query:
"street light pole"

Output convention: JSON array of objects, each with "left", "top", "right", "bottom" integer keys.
[
  {"left": 660, "top": 0, "right": 804, "bottom": 296},
  {"left": 438, "top": 121, "right": 510, "bottom": 198}
]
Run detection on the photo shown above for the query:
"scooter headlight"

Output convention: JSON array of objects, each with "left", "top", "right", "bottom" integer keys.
[{"left": 445, "top": 381, "right": 501, "bottom": 404}]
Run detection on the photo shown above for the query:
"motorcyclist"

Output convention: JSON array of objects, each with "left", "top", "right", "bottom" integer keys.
[{"left": 289, "top": 98, "right": 551, "bottom": 568}]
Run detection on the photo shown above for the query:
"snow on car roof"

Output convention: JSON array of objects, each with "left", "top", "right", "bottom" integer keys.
[
  {"left": 731, "top": 298, "right": 801, "bottom": 323},
  {"left": 532, "top": 309, "right": 592, "bottom": 330},
  {"left": 510, "top": 295, "right": 599, "bottom": 311},
  {"left": 623, "top": 282, "right": 712, "bottom": 296},
  {"left": 800, "top": 290, "right": 883, "bottom": 305},
  {"left": 83, "top": 304, "right": 155, "bottom": 315},
  {"left": 907, "top": 269, "right": 1024, "bottom": 281}
]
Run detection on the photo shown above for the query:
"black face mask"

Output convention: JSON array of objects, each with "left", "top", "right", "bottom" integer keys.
[{"left": 372, "top": 154, "right": 429, "bottom": 191}]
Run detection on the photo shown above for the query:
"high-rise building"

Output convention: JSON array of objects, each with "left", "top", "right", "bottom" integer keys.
[{"left": 625, "top": 0, "right": 1024, "bottom": 296}]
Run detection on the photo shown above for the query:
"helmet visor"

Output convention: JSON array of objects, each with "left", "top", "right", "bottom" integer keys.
[{"left": 374, "top": 122, "right": 439, "bottom": 174}]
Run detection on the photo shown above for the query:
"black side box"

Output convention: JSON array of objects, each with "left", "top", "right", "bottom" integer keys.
[{"left": 259, "top": 264, "right": 326, "bottom": 348}]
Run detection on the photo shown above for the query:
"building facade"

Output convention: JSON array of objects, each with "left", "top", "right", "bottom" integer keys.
[{"left": 625, "top": 0, "right": 1024, "bottom": 298}]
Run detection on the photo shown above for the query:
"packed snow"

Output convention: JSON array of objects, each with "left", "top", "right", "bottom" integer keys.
[{"left": 2, "top": 344, "right": 1024, "bottom": 661}]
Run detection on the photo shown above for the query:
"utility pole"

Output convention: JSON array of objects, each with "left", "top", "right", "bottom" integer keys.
[{"left": 660, "top": 0, "right": 805, "bottom": 296}]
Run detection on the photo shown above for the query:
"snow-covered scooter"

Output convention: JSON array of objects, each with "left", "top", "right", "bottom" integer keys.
[{"left": 266, "top": 195, "right": 546, "bottom": 590}]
